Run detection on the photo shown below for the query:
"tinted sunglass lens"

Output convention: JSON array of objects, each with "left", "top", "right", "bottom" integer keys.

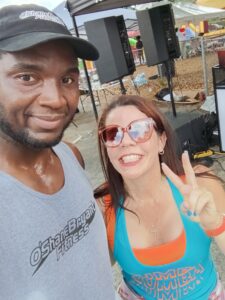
[
  {"left": 103, "top": 127, "right": 122, "bottom": 146},
  {"left": 129, "top": 120, "right": 153, "bottom": 142}
]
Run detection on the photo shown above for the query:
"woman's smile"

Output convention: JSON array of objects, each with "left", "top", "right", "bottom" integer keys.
[{"left": 119, "top": 153, "right": 143, "bottom": 164}]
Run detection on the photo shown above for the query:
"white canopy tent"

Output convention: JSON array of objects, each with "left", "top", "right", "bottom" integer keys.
[
  {"left": 135, "top": 1, "right": 225, "bottom": 26},
  {"left": 53, "top": 2, "right": 138, "bottom": 39},
  {"left": 54, "top": 2, "right": 136, "bottom": 30},
  {"left": 66, "top": 0, "right": 159, "bottom": 16},
  {"left": 54, "top": 1, "right": 225, "bottom": 36},
  {"left": 196, "top": 0, "right": 225, "bottom": 9}
]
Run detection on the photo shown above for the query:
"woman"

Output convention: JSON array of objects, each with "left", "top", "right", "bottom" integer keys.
[{"left": 96, "top": 95, "right": 225, "bottom": 300}]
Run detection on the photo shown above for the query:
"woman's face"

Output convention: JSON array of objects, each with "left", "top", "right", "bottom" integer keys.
[{"left": 104, "top": 105, "right": 166, "bottom": 180}]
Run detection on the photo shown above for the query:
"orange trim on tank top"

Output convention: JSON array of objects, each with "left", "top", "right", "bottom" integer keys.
[
  {"left": 132, "top": 230, "right": 186, "bottom": 265},
  {"left": 103, "top": 195, "right": 116, "bottom": 251}
]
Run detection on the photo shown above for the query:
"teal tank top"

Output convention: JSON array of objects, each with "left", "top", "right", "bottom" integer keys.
[{"left": 114, "top": 179, "right": 217, "bottom": 299}]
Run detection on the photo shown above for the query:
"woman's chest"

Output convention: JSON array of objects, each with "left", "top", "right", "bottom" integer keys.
[{"left": 125, "top": 199, "right": 183, "bottom": 248}]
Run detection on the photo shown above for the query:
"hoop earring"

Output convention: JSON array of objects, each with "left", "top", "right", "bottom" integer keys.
[{"left": 159, "top": 150, "right": 164, "bottom": 155}]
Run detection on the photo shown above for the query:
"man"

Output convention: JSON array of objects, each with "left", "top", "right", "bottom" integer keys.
[
  {"left": 0, "top": 4, "right": 115, "bottom": 300},
  {"left": 135, "top": 36, "right": 145, "bottom": 65}
]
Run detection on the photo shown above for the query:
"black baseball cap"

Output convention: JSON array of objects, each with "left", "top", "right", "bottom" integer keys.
[{"left": 0, "top": 4, "right": 99, "bottom": 60}]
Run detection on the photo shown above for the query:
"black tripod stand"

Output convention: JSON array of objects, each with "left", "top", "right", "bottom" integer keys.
[
  {"left": 164, "top": 59, "right": 176, "bottom": 117},
  {"left": 119, "top": 78, "right": 126, "bottom": 95}
]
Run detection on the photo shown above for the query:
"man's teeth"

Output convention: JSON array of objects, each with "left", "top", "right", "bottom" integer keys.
[{"left": 121, "top": 155, "right": 141, "bottom": 163}]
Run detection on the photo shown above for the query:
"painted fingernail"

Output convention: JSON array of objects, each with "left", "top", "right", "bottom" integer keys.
[{"left": 187, "top": 210, "right": 193, "bottom": 217}]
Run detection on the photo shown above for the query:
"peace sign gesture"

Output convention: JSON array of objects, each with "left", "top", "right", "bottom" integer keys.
[{"left": 161, "top": 151, "right": 221, "bottom": 230}]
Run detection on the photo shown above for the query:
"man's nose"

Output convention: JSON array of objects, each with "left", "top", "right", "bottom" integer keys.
[{"left": 38, "top": 80, "right": 66, "bottom": 108}]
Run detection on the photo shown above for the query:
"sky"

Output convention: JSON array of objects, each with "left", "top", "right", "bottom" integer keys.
[{"left": 0, "top": 0, "right": 63, "bottom": 10}]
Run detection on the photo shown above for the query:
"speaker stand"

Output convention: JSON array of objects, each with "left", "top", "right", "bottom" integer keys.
[
  {"left": 165, "top": 60, "right": 176, "bottom": 117},
  {"left": 119, "top": 78, "right": 126, "bottom": 95}
]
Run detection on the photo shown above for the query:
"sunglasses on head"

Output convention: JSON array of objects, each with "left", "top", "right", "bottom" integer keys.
[{"left": 99, "top": 118, "right": 156, "bottom": 148}]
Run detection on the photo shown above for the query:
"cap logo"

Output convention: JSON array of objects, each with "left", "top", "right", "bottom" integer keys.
[{"left": 19, "top": 10, "right": 65, "bottom": 27}]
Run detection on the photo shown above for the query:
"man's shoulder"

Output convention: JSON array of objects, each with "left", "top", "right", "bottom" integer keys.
[{"left": 62, "top": 141, "right": 85, "bottom": 168}]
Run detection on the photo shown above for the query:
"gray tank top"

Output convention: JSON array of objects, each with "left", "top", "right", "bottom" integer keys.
[{"left": 0, "top": 142, "right": 115, "bottom": 300}]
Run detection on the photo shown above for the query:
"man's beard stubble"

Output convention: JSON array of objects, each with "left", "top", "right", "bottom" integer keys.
[{"left": 0, "top": 105, "right": 76, "bottom": 150}]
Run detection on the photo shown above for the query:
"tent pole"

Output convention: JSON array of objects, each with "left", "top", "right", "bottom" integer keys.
[{"left": 67, "top": 3, "right": 98, "bottom": 121}]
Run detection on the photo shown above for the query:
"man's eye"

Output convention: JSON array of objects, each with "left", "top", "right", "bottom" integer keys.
[
  {"left": 19, "top": 74, "right": 34, "bottom": 82},
  {"left": 62, "top": 77, "right": 74, "bottom": 84}
]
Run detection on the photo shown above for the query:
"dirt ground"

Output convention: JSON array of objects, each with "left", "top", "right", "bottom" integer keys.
[{"left": 95, "top": 52, "right": 219, "bottom": 107}]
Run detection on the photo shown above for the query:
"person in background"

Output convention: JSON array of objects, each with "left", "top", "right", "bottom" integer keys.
[
  {"left": 96, "top": 94, "right": 225, "bottom": 300},
  {"left": 0, "top": 4, "right": 116, "bottom": 300},
  {"left": 136, "top": 36, "right": 145, "bottom": 65}
]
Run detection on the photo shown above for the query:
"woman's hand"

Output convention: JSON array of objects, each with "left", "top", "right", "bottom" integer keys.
[{"left": 161, "top": 151, "right": 221, "bottom": 230}]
